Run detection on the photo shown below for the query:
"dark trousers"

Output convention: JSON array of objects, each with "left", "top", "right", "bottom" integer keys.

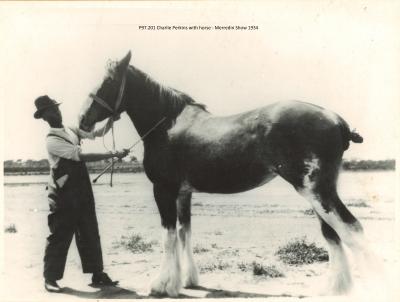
[{"left": 44, "top": 161, "right": 103, "bottom": 281}]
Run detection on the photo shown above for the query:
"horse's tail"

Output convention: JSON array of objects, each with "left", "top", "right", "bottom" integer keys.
[
  {"left": 339, "top": 118, "right": 363, "bottom": 150},
  {"left": 349, "top": 130, "right": 363, "bottom": 143}
]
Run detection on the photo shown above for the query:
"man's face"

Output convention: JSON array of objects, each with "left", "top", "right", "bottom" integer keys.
[{"left": 42, "top": 105, "right": 62, "bottom": 125}]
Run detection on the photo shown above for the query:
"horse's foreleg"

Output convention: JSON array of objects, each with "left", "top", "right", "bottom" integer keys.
[
  {"left": 151, "top": 183, "right": 181, "bottom": 297},
  {"left": 177, "top": 190, "right": 199, "bottom": 288}
]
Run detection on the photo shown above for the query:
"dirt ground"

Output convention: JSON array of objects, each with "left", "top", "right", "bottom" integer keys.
[{"left": 2, "top": 172, "right": 399, "bottom": 301}]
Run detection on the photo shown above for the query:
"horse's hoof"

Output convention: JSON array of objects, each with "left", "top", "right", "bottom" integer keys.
[
  {"left": 322, "top": 273, "right": 352, "bottom": 296},
  {"left": 150, "top": 279, "right": 180, "bottom": 298},
  {"left": 183, "top": 273, "right": 199, "bottom": 288}
]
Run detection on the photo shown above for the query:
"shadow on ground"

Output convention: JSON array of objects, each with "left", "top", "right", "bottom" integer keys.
[
  {"left": 189, "top": 286, "right": 305, "bottom": 299},
  {"left": 62, "top": 286, "right": 143, "bottom": 299},
  {"left": 61, "top": 285, "right": 306, "bottom": 299}
]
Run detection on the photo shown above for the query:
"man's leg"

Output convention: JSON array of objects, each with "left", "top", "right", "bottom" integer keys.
[
  {"left": 43, "top": 210, "right": 75, "bottom": 283},
  {"left": 75, "top": 208, "right": 104, "bottom": 274}
]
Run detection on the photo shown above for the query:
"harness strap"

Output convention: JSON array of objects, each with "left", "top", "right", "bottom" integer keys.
[
  {"left": 47, "top": 133, "right": 75, "bottom": 145},
  {"left": 89, "top": 71, "right": 127, "bottom": 118},
  {"left": 89, "top": 93, "right": 114, "bottom": 113},
  {"left": 114, "top": 73, "right": 127, "bottom": 113}
]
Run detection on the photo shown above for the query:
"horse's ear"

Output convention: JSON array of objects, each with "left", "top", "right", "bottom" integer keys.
[{"left": 117, "top": 51, "right": 131, "bottom": 72}]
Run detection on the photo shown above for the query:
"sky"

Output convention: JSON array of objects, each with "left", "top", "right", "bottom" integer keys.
[{"left": 1, "top": 1, "right": 399, "bottom": 161}]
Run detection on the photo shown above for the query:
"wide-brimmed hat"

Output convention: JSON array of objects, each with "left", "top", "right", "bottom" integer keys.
[{"left": 34, "top": 95, "right": 61, "bottom": 119}]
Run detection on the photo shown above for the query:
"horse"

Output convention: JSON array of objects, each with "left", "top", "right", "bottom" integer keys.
[{"left": 79, "top": 51, "right": 371, "bottom": 297}]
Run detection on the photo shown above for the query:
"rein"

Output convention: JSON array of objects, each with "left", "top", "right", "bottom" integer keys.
[{"left": 92, "top": 117, "right": 166, "bottom": 184}]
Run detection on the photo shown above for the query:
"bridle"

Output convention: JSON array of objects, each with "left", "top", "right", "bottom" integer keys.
[
  {"left": 89, "top": 72, "right": 127, "bottom": 119},
  {"left": 88, "top": 71, "right": 166, "bottom": 186},
  {"left": 87, "top": 72, "right": 127, "bottom": 186}
]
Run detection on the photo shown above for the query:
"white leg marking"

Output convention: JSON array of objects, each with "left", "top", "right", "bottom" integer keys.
[
  {"left": 325, "top": 241, "right": 352, "bottom": 294},
  {"left": 178, "top": 223, "right": 199, "bottom": 288},
  {"left": 300, "top": 155, "right": 353, "bottom": 294},
  {"left": 299, "top": 155, "right": 383, "bottom": 293},
  {"left": 150, "top": 228, "right": 181, "bottom": 297}
]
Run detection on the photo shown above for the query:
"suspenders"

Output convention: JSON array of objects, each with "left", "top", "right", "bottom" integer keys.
[
  {"left": 47, "top": 128, "right": 81, "bottom": 146},
  {"left": 47, "top": 133, "right": 75, "bottom": 145}
]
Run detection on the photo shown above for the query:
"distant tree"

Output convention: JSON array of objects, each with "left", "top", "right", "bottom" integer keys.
[
  {"left": 4, "top": 160, "right": 14, "bottom": 167},
  {"left": 342, "top": 159, "right": 395, "bottom": 171}
]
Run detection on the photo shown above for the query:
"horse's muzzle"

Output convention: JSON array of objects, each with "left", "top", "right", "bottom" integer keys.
[{"left": 79, "top": 115, "right": 94, "bottom": 132}]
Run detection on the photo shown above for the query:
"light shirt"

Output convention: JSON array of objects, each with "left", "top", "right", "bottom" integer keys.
[{"left": 46, "top": 124, "right": 109, "bottom": 169}]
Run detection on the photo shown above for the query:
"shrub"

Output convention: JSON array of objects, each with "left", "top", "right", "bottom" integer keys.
[
  {"left": 117, "top": 233, "right": 155, "bottom": 253},
  {"left": 4, "top": 224, "right": 17, "bottom": 233},
  {"left": 276, "top": 237, "right": 328, "bottom": 265}
]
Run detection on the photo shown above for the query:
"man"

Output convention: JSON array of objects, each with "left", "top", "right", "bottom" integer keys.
[{"left": 34, "top": 95, "right": 128, "bottom": 292}]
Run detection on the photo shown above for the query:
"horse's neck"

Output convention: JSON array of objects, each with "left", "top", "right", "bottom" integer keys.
[{"left": 125, "top": 68, "right": 167, "bottom": 139}]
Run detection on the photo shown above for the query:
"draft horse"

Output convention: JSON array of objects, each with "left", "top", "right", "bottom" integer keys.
[{"left": 80, "top": 51, "right": 370, "bottom": 297}]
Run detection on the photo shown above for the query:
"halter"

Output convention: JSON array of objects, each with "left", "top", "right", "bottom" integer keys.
[{"left": 89, "top": 71, "right": 127, "bottom": 118}]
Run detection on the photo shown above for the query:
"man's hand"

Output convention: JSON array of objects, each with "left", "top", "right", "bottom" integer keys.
[{"left": 113, "top": 149, "right": 129, "bottom": 159}]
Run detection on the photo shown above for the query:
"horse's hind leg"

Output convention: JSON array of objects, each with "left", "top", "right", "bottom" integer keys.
[
  {"left": 150, "top": 182, "right": 181, "bottom": 297},
  {"left": 317, "top": 215, "right": 352, "bottom": 294},
  {"left": 177, "top": 189, "right": 199, "bottom": 288},
  {"left": 295, "top": 157, "right": 377, "bottom": 291}
]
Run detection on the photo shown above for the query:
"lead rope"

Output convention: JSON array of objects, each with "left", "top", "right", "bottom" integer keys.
[
  {"left": 92, "top": 116, "right": 166, "bottom": 184},
  {"left": 110, "top": 120, "right": 116, "bottom": 187}
]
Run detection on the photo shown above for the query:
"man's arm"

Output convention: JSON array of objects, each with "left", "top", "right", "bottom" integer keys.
[
  {"left": 47, "top": 136, "right": 129, "bottom": 162},
  {"left": 73, "top": 118, "right": 115, "bottom": 140},
  {"left": 79, "top": 150, "right": 128, "bottom": 162}
]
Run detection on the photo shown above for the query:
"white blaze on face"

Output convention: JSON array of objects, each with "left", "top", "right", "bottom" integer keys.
[
  {"left": 78, "top": 84, "right": 101, "bottom": 125},
  {"left": 79, "top": 96, "right": 93, "bottom": 120}
]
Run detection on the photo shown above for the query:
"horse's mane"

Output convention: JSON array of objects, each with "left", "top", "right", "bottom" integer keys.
[{"left": 127, "top": 66, "right": 207, "bottom": 125}]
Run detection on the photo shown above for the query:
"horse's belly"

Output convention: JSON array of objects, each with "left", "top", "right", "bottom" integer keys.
[{"left": 185, "top": 162, "right": 276, "bottom": 194}]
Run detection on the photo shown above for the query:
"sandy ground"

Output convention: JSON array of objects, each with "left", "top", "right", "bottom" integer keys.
[{"left": 2, "top": 172, "right": 399, "bottom": 301}]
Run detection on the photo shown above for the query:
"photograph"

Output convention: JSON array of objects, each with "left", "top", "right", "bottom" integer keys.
[{"left": 1, "top": 1, "right": 399, "bottom": 301}]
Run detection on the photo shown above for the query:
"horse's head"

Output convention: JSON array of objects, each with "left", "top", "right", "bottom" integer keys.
[{"left": 79, "top": 51, "right": 131, "bottom": 132}]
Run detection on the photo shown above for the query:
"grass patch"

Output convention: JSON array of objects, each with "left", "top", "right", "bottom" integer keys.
[
  {"left": 4, "top": 224, "right": 17, "bottom": 233},
  {"left": 199, "top": 260, "right": 231, "bottom": 273},
  {"left": 193, "top": 244, "right": 210, "bottom": 254},
  {"left": 237, "top": 262, "right": 248, "bottom": 272},
  {"left": 116, "top": 233, "right": 155, "bottom": 253},
  {"left": 276, "top": 237, "right": 328, "bottom": 265},
  {"left": 238, "top": 261, "right": 284, "bottom": 278},
  {"left": 303, "top": 209, "right": 315, "bottom": 216},
  {"left": 347, "top": 201, "right": 369, "bottom": 208},
  {"left": 252, "top": 262, "right": 284, "bottom": 278}
]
